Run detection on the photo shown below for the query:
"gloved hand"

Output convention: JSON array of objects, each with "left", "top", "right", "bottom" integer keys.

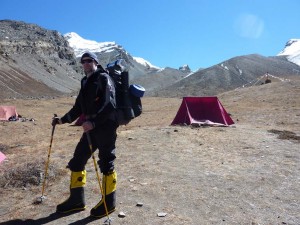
[
  {"left": 52, "top": 116, "right": 62, "bottom": 126},
  {"left": 82, "top": 121, "right": 94, "bottom": 133}
]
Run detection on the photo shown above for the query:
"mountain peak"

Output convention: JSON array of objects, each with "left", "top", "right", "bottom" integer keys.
[
  {"left": 64, "top": 32, "right": 117, "bottom": 57},
  {"left": 64, "top": 32, "right": 162, "bottom": 72},
  {"left": 277, "top": 38, "right": 300, "bottom": 66},
  {"left": 179, "top": 64, "right": 191, "bottom": 73}
]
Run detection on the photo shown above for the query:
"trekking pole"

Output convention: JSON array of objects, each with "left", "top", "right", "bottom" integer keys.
[
  {"left": 36, "top": 114, "right": 57, "bottom": 203},
  {"left": 86, "top": 132, "right": 111, "bottom": 224}
]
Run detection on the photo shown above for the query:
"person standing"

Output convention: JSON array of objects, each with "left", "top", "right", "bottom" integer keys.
[{"left": 52, "top": 52, "right": 118, "bottom": 218}]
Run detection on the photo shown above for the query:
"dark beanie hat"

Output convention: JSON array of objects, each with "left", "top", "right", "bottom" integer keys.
[{"left": 81, "top": 52, "right": 99, "bottom": 64}]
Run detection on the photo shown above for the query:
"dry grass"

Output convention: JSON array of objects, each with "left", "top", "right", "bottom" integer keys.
[
  {"left": 0, "top": 161, "right": 44, "bottom": 188},
  {"left": 268, "top": 129, "right": 300, "bottom": 142}
]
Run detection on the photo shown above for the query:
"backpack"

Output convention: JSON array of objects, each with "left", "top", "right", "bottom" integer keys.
[{"left": 106, "top": 59, "right": 145, "bottom": 125}]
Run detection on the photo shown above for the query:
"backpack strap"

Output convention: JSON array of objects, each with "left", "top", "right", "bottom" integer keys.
[
  {"left": 96, "top": 64, "right": 107, "bottom": 73},
  {"left": 95, "top": 72, "right": 116, "bottom": 115}
]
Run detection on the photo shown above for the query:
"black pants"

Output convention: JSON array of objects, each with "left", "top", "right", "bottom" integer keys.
[{"left": 68, "top": 119, "right": 118, "bottom": 174}]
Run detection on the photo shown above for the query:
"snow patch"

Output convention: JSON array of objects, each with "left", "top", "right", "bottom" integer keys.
[
  {"left": 133, "top": 57, "right": 161, "bottom": 70},
  {"left": 221, "top": 63, "right": 229, "bottom": 70}
]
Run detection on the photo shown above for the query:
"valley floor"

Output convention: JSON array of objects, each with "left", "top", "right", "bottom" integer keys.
[{"left": 0, "top": 81, "right": 299, "bottom": 225}]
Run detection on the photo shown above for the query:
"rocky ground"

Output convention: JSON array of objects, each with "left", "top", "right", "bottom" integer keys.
[{"left": 0, "top": 80, "right": 299, "bottom": 225}]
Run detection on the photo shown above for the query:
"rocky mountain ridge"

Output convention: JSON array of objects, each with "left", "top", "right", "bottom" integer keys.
[
  {"left": 155, "top": 54, "right": 300, "bottom": 97},
  {"left": 0, "top": 20, "right": 82, "bottom": 99},
  {"left": 64, "top": 32, "right": 190, "bottom": 92},
  {"left": 0, "top": 19, "right": 300, "bottom": 99}
]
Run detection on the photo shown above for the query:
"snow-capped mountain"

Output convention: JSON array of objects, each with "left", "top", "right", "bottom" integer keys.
[
  {"left": 64, "top": 32, "right": 117, "bottom": 57},
  {"left": 63, "top": 32, "right": 190, "bottom": 91},
  {"left": 277, "top": 39, "right": 300, "bottom": 66},
  {"left": 179, "top": 64, "right": 191, "bottom": 73},
  {"left": 64, "top": 32, "right": 300, "bottom": 97},
  {"left": 64, "top": 32, "right": 161, "bottom": 71},
  {"left": 1, "top": 20, "right": 299, "bottom": 99}
]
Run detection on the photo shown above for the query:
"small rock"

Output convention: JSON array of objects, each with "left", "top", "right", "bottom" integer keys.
[
  {"left": 136, "top": 202, "right": 143, "bottom": 207},
  {"left": 157, "top": 212, "right": 167, "bottom": 217},
  {"left": 118, "top": 211, "right": 126, "bottom": 218},
  {"left": 132, "top": 186, "right": 138, "bottom": 191}
]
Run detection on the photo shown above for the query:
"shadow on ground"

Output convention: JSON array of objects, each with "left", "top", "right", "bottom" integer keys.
[{"left": 0, "top": 211, "right": 101, "bottom": 225}]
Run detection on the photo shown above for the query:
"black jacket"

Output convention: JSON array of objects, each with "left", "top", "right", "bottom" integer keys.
[{"left": 61, "top": 68, "right": 117, "bottom": 128}]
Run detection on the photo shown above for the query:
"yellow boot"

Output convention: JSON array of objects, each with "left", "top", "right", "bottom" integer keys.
[
  {"left": 56, "top": 170, "right": 86, "bottom": 213},
  {"left": 90, "top": 170, "right": 117, "bottom": 218}
]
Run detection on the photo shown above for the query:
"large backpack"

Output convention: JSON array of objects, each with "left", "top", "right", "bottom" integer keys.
[{"left": 106, "top": 59, "right": 145, "bottom": 125}]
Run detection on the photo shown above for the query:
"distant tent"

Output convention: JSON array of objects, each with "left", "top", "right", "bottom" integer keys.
[
  {"left": 0, "top": 106, "right": 18, "bottom": 121},
  {"left": 171, "top": 97, "right": 234, "bottom": 126},
  {"left": 0, "top": 151, "right": 6, "bottom": 164}
]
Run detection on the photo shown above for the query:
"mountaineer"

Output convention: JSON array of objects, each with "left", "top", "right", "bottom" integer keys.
[{"left": 52, "top": 52, "right": 118, "bottom": 218}]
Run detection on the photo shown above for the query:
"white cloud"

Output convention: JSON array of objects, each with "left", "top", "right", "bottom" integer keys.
[{"left": 234, "top": 13, "right": 264, "bottom": 39}]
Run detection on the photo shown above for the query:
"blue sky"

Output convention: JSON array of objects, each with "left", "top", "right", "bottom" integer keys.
[{"left": 1, "top": 0, "right": 299, "bottom": 71}]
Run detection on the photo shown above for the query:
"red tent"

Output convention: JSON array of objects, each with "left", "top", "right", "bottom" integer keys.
[
  {"left": 171, "top": 97, "right": 234, "bottom": 126},
  {"left": 0, "top": 106, "right": 18, "bottom": 121}
]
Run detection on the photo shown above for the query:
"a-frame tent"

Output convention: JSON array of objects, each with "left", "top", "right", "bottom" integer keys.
[
  {"left": 171, "top": 97, "right": 234, "bottom": 126},
  {"left": 0, "top": 106, "right": 18, "bottom": 121}
]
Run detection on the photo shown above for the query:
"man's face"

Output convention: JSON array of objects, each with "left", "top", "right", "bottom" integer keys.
[{"left": 81, "top": 57, "right": 97, "bottom": 75}]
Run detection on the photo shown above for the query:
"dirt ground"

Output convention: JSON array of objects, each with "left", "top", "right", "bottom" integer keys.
[{"left": 0, "top": 81, "right": 299, "bottom": 225}]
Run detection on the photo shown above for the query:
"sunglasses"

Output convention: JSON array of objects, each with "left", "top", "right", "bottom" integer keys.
[{"left": 81, "top": 59, "right": 94, "bottom": 64}]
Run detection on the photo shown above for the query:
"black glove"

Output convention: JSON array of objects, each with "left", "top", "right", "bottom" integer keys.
[{"left": 51, "top": 116, "right": 62, "bottom": 126}]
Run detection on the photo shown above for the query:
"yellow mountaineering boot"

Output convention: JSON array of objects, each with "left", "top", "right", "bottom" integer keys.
[
  {"left": 90, "top": 170, "right": 117, "bottom": 218},
  {"left": 56, "top": 170, "right": 86, "bottom": 213}
]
